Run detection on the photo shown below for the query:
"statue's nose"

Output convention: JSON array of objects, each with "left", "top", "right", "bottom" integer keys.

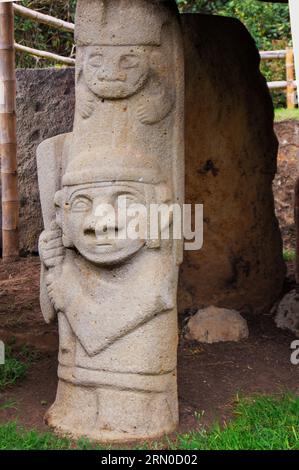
[
  {"left": 83, "top": 216, "right": 97, "bottom": 235},
  {"left": 97, "top": 62, "right": 125, "bottom": 81}
]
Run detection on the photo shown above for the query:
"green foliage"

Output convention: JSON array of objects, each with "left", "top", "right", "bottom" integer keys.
[
  {"left": 15, "top": 1, "right": 76, "bottom": 68},
  {"left": 275, "top": 109, "right": 299, "bottom": 123},
  {"left": 283, "top": 249, "right": 296, "bottom": 261},
  {"left": 1, "top": 394, "right": 299, "bottom": 450}
]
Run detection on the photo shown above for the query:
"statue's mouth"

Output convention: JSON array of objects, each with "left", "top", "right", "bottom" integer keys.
[{"left": 94, "top": 242, "right": 113, "bottom": 251}]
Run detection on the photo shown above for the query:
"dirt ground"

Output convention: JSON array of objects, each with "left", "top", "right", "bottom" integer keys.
[
  {"left": 0, "top": 120, "right": 298, "bottom": 438},
  {"left": 0, "top": 263, "right": 298, "bottom": 435}
]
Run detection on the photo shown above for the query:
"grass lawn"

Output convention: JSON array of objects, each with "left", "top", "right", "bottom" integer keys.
[
  {"left": 0, "top": 394, "right": 299, "bottom": 450},
  {"left": 0, "top": 346, "right": 40, "bottom": 390},
  {"left": 275, "top": 108, "right": 299, "bottom": 122}
]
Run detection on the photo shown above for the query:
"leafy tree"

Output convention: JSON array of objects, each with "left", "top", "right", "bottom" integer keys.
[{"left": 15, "top": 0, "right": 76, "bottom": 68}]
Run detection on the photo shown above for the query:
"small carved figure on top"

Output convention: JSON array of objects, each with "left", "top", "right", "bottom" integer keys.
[{"left": 75, "top": 0, "right": 174, "bottom": 124}]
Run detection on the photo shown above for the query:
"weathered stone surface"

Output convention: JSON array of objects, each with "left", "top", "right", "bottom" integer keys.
[
  {"left": 179, "top": 14, "right": 286, "bottom": 315},
  {"left": 12, "top": 14, "right": 284, "bottom": 317},
  {"left": 185, "top": 306, "right": 249, "bottom": 343},
  {"left": 37, "top": 0, "right": 184, "bottom": 442},
  {"left": 15, "top": 68, "right": 75, "bottom": 254},
  {"left": 275, "top": 289, "right": 299, "bottom": 336}
]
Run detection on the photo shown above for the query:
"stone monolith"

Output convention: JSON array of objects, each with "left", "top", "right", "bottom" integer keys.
[
  {"left": 179, "top": 14, "right": 285, "bottom": 315},
  {"left": 37, "top": 0, "right": 184, "bottom": 442}
]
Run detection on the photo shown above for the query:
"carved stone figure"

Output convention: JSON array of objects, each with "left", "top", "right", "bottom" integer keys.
[{"left": 37, "top": 0, "right": 184, "bottom": 442}]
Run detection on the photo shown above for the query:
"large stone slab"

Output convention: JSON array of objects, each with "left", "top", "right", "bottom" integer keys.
[{"left": 179, "top": 14, "right": 285, "bottom": 315}]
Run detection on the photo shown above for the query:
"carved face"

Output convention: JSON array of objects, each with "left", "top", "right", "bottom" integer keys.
[
  {"left": 83, "top": 45, "right": 150, "bottom": 99},
  {"left": 61, "top": 183, "right": 148, "bottom": 265}
]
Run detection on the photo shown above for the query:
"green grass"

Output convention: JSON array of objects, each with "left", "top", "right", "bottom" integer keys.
[
  {"left": 0, "top": 422, "right": 106, "bottom": 450},
  {"left": 0, "top": 394, "right": 299, "bottom": 450},
  {"left": 283, "top": 250, "right": 296, "bottom": 262},
  {"left": 275, "top": 108, "right": 299, "bottom": 122},
  {"left": 0, "top": 353, "right": 27, "bottom": 391},
  {"left": 171, "top": 394, "right": 299, "bottom": 450},
  {"left": 0, "top": 345, "right": 39, "bottom": 390}
]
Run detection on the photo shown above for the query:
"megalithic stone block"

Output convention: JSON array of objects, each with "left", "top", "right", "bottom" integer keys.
[{"left": 36, "top": 0, "right": 184, "bottom": 442}]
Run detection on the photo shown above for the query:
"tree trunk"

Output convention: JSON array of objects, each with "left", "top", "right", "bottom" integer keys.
[{"left": 0, "top": 2, "right": 19, "bottom": 261}]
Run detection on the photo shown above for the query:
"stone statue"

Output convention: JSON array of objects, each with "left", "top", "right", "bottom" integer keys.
[{"left": 37, "top": 0, "right": 184, "bottom": 442}]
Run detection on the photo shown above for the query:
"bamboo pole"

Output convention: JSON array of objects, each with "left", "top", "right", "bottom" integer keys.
[
  {"left": 289, "top": 0, "right": 299, "bottom": 93},
  {"left": 286, "top": 47, "right": 296, "bottom": 109},
  {"left": 260, "top": 50, "right": 287, "bottom": 60},
  {"left": 15, "top": 43, "right": 75, "bottom": 66},
  {"left": 295, "top": 177, "right": 299, "bottom": 285},
  {"left": 13, "top": 3, "right": 74, "bottom": 33},
  {"left": 267, "top": 80, "right": 297, "bottom": 90},
  {"left": 0, "top": 2, "right": 19, "bottom": 261}
]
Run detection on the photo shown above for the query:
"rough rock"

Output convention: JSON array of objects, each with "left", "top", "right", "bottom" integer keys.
[
  {"left": 185, "top": 306, "right": 249, "bottom": 344},
  {"left": 275, "top": 289, "right": 299, "bottom": 336},
  {"left": 178, "top": 14, "right": 286, "bottom": 315},
  {"left": 15, "top": 68, "right": 75, "bottom": 254}
]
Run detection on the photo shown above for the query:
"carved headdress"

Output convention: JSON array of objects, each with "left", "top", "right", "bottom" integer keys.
[
  {"left": 62, "top": 146, "right": 164, "bottom": 187},
  {"left": 75, "top": 0, "right": 174, "bottom": 46}
]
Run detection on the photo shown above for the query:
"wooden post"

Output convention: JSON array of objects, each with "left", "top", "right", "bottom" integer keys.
[
  {"left": 289, "top": 0, "right": 299, "bottom": 95},
  {"left": 286, "top": 48, "right": 296, "bottom": 109},
  {"left": 295, "top": 177, "right": 299, "bottom": 285},
  {"left": 0, "top": 2, "right": 19, "bottom": 261}
]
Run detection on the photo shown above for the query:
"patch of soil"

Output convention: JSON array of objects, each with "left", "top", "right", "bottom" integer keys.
[
  {"left": 0, "top": 258, "right": 299, "bottom": 436},
  {"left": 0, "top": 257, "right": 58, "bottom": 353},
  {"left": 273, "top": 120, "right": 299, "bottom": 252}
]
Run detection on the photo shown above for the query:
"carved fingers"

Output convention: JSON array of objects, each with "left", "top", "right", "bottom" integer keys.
[
  {"left": 45, "top": 270, "right": 65, "bottom": 313},
  {"left": 39, "top": 228, "right": 65, "bottom": 269},
  {"left": 77, "top": 81, "right": 96, "bottom": 119},
  {"left": 137, "top": 88, "right": 174, "bottom": 125},
  {"left": 79, "top": 98, "right": 95, "bottom": 119}
]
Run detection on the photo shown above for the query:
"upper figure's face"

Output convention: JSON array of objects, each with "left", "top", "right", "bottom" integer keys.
[
  {"left": 62, "top": 183, "right": 147, "bottom": 266},
  {"left": 83, "top": 45, "right": 150, "bottom": 99}
]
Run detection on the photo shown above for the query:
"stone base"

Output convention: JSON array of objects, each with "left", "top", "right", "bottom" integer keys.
[{"left": 45, "top": 379, "right": 179, "bottom": 443}]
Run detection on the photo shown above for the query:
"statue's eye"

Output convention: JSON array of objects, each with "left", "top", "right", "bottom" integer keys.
[
  {"left": 88, "top": 54, "right": 103, "bottom": 67},
  {"left": 117, "top": 193, "right": 144, "bottom": 207},
  {"left": 119, "top": 55, "right": 139, "bottom": 70},
  {"left": 71, "top": 197, "right": 92, "bottom": 212}
]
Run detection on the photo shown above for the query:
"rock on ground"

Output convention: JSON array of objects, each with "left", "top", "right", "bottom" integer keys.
[
  {"left": 275, "top": 289, "right": 299, "bottom": 337},
  {"left": 185, "top": 306, "right": 249, "bottom": 344}
]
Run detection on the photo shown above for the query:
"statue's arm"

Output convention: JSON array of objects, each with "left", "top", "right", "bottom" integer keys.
[
  {"left": 36, "top": 133, "right": 71, "bottom": 323},
  {"left": 46, "top": 254, "right": 174, "bottom": 356}
]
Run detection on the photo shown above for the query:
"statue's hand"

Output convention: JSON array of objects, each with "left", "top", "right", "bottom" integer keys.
[
  {"left": 137, "top": 77, "right": 174, "bottom": 125},
  {"left": 39, "top": 227, "right": 65, "bottom": 269},
  {"left": 45, "top": 270, "right": 65, "bottom": 313}
]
